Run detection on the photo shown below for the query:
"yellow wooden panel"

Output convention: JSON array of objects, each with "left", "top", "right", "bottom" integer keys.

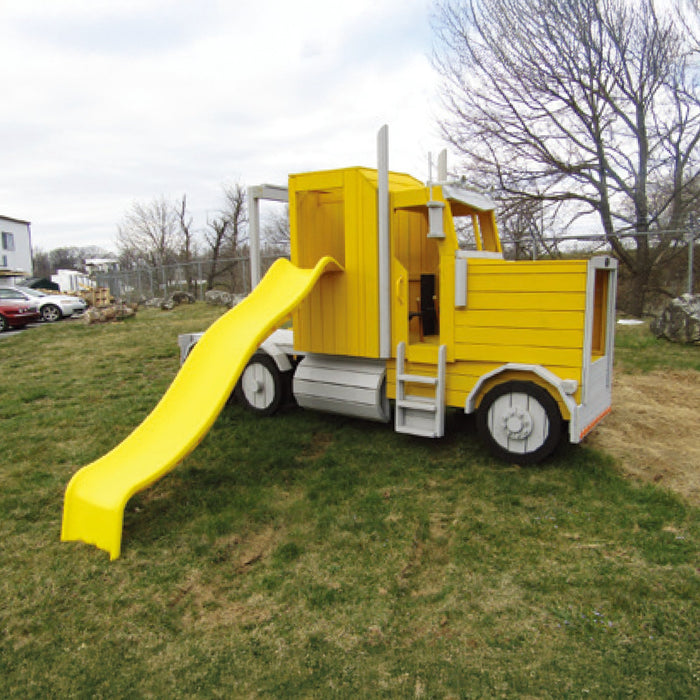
[
  {"left": 455, "top": 325, "right": 584, "bottom": 349},
  {"left": 468, "top": 271, "right": 587, "bottom": 293},
  {"left": 467, "top": 291, "right": 587, "bottom": 312},
  {"left": 291, "top": 167, "right": 393, "bottom": 358},
  {"left": 466, "top": 259, "right": 588, "bottom": 275},
  {"left": 455, "top": 342, "right": 583, "bottom": 367},
  {"left": 457, "top": 309, "right": 585, "bottom": 330}
]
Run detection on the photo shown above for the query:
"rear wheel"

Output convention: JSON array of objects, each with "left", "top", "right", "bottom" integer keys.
[
  {"left": 41, "top": 304, "right": 61, "bottom": 322},
  {"left": 234, "top": 353, "right": 286, "bottom": 416},
  {"left": 0, "top": 314, "right": 7, "bottom": 332},
  {"left": 476, "top": 381, "right": 562, "bottom": 464}
]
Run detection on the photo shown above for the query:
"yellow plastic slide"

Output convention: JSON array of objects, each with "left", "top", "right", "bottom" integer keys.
[{"left": 61, "top": 256, "right": 340, "bottom": 560}]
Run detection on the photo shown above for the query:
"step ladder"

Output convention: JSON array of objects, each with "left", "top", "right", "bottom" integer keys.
[{"left": 394, "top": 341, "right": 447, "bottom": 438}]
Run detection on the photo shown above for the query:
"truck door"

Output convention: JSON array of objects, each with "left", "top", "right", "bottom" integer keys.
[
  {"left": 390, "top": 202, "right": 440, "bottom": 353},
  {"left": 578, "top": 257, "right": 618, "bottom": 439}
]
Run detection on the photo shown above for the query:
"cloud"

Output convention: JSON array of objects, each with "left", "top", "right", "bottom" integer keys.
[{"left": 1, "top": 0, "right": 441, "bottom": 253}]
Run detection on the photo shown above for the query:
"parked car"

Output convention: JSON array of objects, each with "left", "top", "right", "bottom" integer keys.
[
  {"left": 0, "top": 300, "right": 41, "bottom": 332},
  {"left": 0, "top": 287, "right": 87, "bottom": 322}
]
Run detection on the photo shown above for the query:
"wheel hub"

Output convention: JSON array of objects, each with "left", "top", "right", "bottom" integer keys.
[{"left": 502, "top": 407, "right": 533, "bottom": 440}]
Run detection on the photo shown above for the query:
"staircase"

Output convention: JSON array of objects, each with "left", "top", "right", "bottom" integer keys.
[{"left": 394, "top": 341, "right": 447, "bottom": 438}]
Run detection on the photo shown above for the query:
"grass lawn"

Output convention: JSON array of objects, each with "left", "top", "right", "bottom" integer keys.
[{"left": 1, "top": 307, "right": 698, "bottom": 698}]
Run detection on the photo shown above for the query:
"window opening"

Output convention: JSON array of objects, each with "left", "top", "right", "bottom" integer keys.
[
  {"left": 591, "top": 269, "right": 609, "bottom": 359},
  {"left": 2, "top": 232, "right": 15, "bottom": 251}
]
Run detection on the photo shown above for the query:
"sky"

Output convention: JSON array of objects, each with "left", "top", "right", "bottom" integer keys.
[{"left": 1, "top": 0, "right": 442, "bottom": 254}]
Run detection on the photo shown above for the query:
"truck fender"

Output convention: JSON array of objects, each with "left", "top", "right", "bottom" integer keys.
[
  {"left": 465, "top": 363, "right": 579, "bottom": 440},
  {"left": 258, "top": 329, "right": 295, "bottom": 373}
]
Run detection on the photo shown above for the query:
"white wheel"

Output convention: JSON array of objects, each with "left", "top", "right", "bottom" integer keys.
[
  {"left": 234, "top": 353, "right": 284, "bottom": 416},
  {"left": 41, "top": 304, "right": 61, "bottom": 322},
  {"left": 476, "top": 381, "right": 561, "bottom": 464}
]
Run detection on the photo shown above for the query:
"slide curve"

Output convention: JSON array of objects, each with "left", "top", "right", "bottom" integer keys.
[{"left": 61, "top": 256, "right": 339, "bottom": 560}]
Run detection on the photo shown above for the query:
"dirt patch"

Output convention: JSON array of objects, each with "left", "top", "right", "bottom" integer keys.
[
  {"left": 296, "top": 431, "right": 334, "bottom": 463},
  {"left": 587, "top": 370, "right": 700, "bottom": 506}
]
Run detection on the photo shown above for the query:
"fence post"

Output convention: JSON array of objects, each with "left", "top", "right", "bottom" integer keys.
[{"left": 688, "top": 229, "right": 696, "bottom": 296}]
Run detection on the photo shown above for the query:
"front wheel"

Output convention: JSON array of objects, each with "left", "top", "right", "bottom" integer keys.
[
  {"left": 41, "top": 304, "right": 62, "bottom": 322},
  {"left": 0, "top": 314, "right": 7, "bottom": 332},
  {"left": 234, "top": 353, "right": 286, "bottom": 416},
  {"left": 476, "top": 381, "right": 562, "bottom": 464}
]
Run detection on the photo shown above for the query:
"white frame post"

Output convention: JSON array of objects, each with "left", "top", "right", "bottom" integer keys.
[
  {"left": 377, "top": 125, "right": 391, "bottom": 359},
  {"left": 247, "top": 184, "right": 289, "bottom": 290}
]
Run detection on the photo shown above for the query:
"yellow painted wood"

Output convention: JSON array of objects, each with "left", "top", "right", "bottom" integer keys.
[
  {"left": 455, "top": 342, "right": 583, "bottom": 367},
  {"left": 466, "top": 291, "right": 587, "bottom": 312},
  {"left": 467, "top": 271, "right": 588, "bottom": 293},
  {"left": 455, "top": 326, "right": 585, "bottom": 349},
  {"left": 465, "top": 259, "right": 588, "bottom": 274},
  {"left": 439, "top": 249, "right": 456, "bottom": 362},
  {"left": 457, "top": 309, "right": 586, "bottom": 330},
  {"left": 292, "top": 167, "right": 425, "bottom": 358}
]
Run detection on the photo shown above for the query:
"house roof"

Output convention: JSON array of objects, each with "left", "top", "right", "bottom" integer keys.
[{"left": 0, "top": 215, "right": 31, "bottom": 225}]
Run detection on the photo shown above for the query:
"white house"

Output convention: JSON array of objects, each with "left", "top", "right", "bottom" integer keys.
[{"left": 0, "top": 215, "right": 32, "bottom": 285}]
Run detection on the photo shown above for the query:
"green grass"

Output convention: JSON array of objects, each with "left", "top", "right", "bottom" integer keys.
[
  {"left": 1, "top": 308, "right": 698, "bottom": 698},
  {"left": 615, "top": 322, "right": 700, "bottom": 373}
]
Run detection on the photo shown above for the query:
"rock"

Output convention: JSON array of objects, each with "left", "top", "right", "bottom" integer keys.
[
  {"left": 143, "top": 297, "right": 164, "bottom": 308},
  {"left": 171, "top": 291, "right": 195, "bottom": 305},
  {"left": 205, "top": 290, "right": 233, "bottom": 306},
  {"left": 649, "top": 294, "right": 700, "bottom": 344},
  {"left": 160, "top": 291, "right": 196, "bottom": 310},
  {"left": 83, "top": 302, "right": 136, "bottom": 324}
]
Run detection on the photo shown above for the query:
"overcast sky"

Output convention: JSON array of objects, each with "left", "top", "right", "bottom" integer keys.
[{"left": 1, "top": 0, "right": 443, "bottom": 254}]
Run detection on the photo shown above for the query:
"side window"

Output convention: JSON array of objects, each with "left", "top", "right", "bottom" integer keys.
[
  {"left": 0, "top": 288, "right": 23, "bottom": 300},
  {"left": 1, "top": 255, "right": 6, "bottom": 267},
  {"left": 2, "top": 232, "right": 15, "bottom": 251}
]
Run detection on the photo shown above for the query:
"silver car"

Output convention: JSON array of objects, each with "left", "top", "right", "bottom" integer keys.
[{"left": 0, "top": 287, "right": 87, "bottom": 322}]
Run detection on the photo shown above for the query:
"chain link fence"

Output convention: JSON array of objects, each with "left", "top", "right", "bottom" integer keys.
[{"left": 95, "top": 254, "right": 282, "bottom": 303}]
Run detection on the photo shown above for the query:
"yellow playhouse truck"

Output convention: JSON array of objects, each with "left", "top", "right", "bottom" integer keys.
[{"left": 63, "top": 128, "right": 617, "bottom": 559}]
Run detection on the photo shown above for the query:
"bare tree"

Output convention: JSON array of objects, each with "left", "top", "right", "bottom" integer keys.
[
  {"left": 203, "top": 183, "right": 248, "bottom": 291},
  {"left": 177, "top": 194, "right": 197, "bottom": 292},
  {"left": 433, "top": 0, "right": 700, "bottom": 314},
  {"left": 262, "top": 205, "right": 290, "bottom": 256},
  {"left": 117, "top": 196, "right": 180, "bottom": 269}
]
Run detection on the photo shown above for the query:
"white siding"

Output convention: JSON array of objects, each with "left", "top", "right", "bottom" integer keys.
[{"left": 0, "top": 216, "right": 32, "bottom": 277}]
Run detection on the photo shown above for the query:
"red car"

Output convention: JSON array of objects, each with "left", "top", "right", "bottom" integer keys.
[{"left": 0, "top": 300, "right": 41, "bottom": 332}]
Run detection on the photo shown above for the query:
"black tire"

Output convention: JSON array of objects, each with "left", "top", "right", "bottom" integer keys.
[
  {"left": 476, "top": 380, "right": 562, "bottom": 464},
  {"left": 0, "top": 314, "right": 7, "bottom": 332},
  {"left": 41, "top": 304, "right": 62, "bottom": 322},
  {"left": 234, "top": 353, "right": 286, "bottom": 416}
]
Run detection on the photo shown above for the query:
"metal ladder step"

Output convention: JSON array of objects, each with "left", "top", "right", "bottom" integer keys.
[
  {"left": 395, "top": 425, "right": 439, "bottom": 439},
  {"left": 397, "top": 373, "right": 438, "bottom": 386},
  {"left": 396, "top": 397, "right": 437, "bottom": 412},
  {"left": 394, "top": 341, "right": 446, "bottom": 439}
]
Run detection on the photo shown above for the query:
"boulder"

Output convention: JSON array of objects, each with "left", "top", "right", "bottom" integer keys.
[
  {"left": 205, "top": 290, "right": 232, "bottom": 307},
  {"left": 143, "top": 297, "right": 164, "bottom": 308},
  {"left": 161, "top": 291, "right": 196, "bottom": 310},
  {"left": 171, "top": 291, "right": 195, "bottom": 305},
  {"left": 83, "top": 302, "right": 137, "bottom": 325},
  {"left": 649, "top": 294, "right": 700, "bottom": 344}
]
